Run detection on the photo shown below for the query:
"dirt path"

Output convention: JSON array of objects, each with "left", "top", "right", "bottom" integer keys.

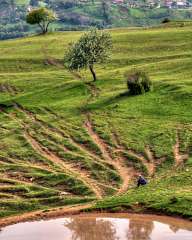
[
  {"left": 85, "top": 82, "right": 100, "bottom": 99},
  {"left": 115, "top": 157, "right": 134, "bottom": 194},
  {"left": 3, "top": 102, "right": 162, "bottom": 192},
  {"left": 0, "top": 173, "right": 70, "bottom": 196},
  {"left": 84, "top": 114, "right": 133, "bottom": 194},
  {"left": 20, "top": 104, "right": 132, "bottom": 194},
  {"left": 111, "top": 133, "right": 137, "bottom": 193},
  {"left": 0, "top": 202, "right": 94, "bottom": 228},
  {"left": 0, "top": 83, "right": 18, "bottom": 96},
  {"left": 127, "top": 149, "right": 155, "bottom": 177},
  {"left": 41, "top": 44, "right": 64, "bottom": 69},
  {"left": 173, "top": 130, "right": 189, "bottom": 166},
  {"left": 24, "top": 131, "right": 103, "bottom": 199},
  {"left": 43, "top": 132, "right": 113, "bottom": 169},
  {"left": 0, "top": 156, "right": 57, "bottom": 174},
  {"left": 13, "top": 103, "right": 121, "bottom": 198},
  {"left": 14, "top": 103, "right": 106, "bottom": 165},
  {"left": 144, "top": 146, "right": 156, "bottom": 176},
  {"left": 14, "top": 103, "right": 115, "bottom": 179},
  {"left": 44, "top": 58, "right": 64, "bottom": 68},
  {"left": 0, "top": 160, "right": 55, "bottom": 182}
]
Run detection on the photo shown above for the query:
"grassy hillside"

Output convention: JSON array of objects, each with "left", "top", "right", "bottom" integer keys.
[{"left": 0, "top": 25, "right": 191, "bottom": 219}]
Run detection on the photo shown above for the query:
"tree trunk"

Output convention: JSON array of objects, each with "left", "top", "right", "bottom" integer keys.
[
  {"left": 38, "top": 23, "right": 46, "bottom": 34},
  {"left": 38, "top": 22, "right": 48, "bottom": 34},
  {"left": 89, "top": 65, "right": 97, "bottom": 82},
  {"left": 45, "top": 22, "right": 50, "bottom": 33}
]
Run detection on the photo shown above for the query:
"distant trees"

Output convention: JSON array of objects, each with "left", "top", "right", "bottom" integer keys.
[
  {"left": 47, "top": 0, "right": 77, "bottom": 9},
  {"left": 101, "top": 0, "right": 111, "bottom": 26},
  {"left": 26, "top": 7, "right": 56, "bottom": 34},
  {"left": 64, "top": 28, "right": 112, "bottom": 82},
  {"left": 2, "top": 0, "right": 17, "bottom": 23},
  {"left": 29, "top": 0, "right": 39, "bottom": 7}
]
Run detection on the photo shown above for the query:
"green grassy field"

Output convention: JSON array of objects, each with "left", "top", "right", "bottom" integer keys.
[{"left": 0, "top": 25, "right": 191, "bottom": 219}]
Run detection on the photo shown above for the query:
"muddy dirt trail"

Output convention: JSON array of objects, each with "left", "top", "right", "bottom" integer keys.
[
  {"left": 173, "top": 130, "right": 189, "bottom": 167},
  {"left": 24, "top": 132, "right": 103, "bottom": 199},
  {"left": 12, "top": 103, "right": 106, "bottom": 198},
  {"left": 84, "top": 114, "right": 134, "bottom": 195}
]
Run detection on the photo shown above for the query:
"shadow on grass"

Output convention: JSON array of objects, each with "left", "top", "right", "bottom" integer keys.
[
  {"left": 81, "top": 91, "right": 133, "bottom": 113},
  {"left": 0, "top": 102, "right": 14, "bottom": 111}
]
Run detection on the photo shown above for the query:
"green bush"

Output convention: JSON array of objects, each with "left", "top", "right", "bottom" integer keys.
[
  {"left": 126, "top": 71, "right": 152, "bottom": 95},
  {"left": 162, "top": 18, "right": 170, "bottom": 24}
]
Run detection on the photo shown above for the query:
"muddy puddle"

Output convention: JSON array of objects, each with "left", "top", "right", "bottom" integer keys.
[{"left": 0, "top": 213, "right": 192, "bottom": 240}]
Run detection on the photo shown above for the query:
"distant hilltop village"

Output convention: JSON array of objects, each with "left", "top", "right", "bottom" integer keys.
[
  {"left": 1, "top": 0, "right": 192, "bottom": 41},
  {"left": 112, "top": 0, "right": 191, "bottom": 9},
  {"left": 27, "top": 0, "right": 192, "bottom": 10}
]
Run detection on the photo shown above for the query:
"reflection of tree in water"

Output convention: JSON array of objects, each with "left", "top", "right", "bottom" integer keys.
[
  {"left": 127, "top": 218, "right": 154, "bottom": 240},
  {"left": 65, "top": 217, "right": 119, "bottom": 240},
  {"left": 169, "top": 225, "right": 179, "bottom": 233}
]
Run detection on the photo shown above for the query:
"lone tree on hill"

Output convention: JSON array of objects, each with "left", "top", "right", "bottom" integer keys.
[
  {"left": 26, "top": 7, "right": 56, "bottom": 34},
  {"left": 64, "top": 28, "right": 112, "bottom": 82}
]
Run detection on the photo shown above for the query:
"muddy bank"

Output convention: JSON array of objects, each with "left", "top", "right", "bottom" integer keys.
[{"left": 0, "top": 203, "right": 92, "bottom": 228}]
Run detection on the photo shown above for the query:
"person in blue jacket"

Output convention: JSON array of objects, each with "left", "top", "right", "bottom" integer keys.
[{"left": 137, "top": 174, "right": 147, "bottom": 187}]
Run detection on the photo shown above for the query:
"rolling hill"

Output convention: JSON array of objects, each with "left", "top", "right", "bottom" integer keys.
[{"left": 0, "top": 25, "right": 191, "bottom": 221}]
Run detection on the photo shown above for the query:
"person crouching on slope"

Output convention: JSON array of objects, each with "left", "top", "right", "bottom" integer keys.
[{"left": 137, "top": 174, "right": 147, "bottom": 187}]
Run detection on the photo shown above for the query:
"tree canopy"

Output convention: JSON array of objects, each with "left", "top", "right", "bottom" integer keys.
[
  {"left": 26, "top": 7, "right": 56, "bottom": 34},
  {"left": 64, "top": 28, "right": 112, "bottom": 81}
]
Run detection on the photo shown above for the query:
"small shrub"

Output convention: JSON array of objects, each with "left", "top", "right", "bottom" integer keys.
[
  {"left": 126, "top": 71, "right": 152, "bottom": 95},
  {"left": 162, "top": 18, "right": 170, "bottom": 24},
  {"left": 170, "top": 196, "right": 178, "bottom": 204}
]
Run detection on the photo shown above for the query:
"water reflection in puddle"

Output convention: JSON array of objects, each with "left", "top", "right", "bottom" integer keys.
[{"left": 0, "top": 213, "right": 192, "bottom": 240}]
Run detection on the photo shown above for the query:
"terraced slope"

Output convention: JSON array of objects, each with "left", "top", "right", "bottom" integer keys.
[{"left": 0, "top": 26, "right": 191, "bottom": 218}]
